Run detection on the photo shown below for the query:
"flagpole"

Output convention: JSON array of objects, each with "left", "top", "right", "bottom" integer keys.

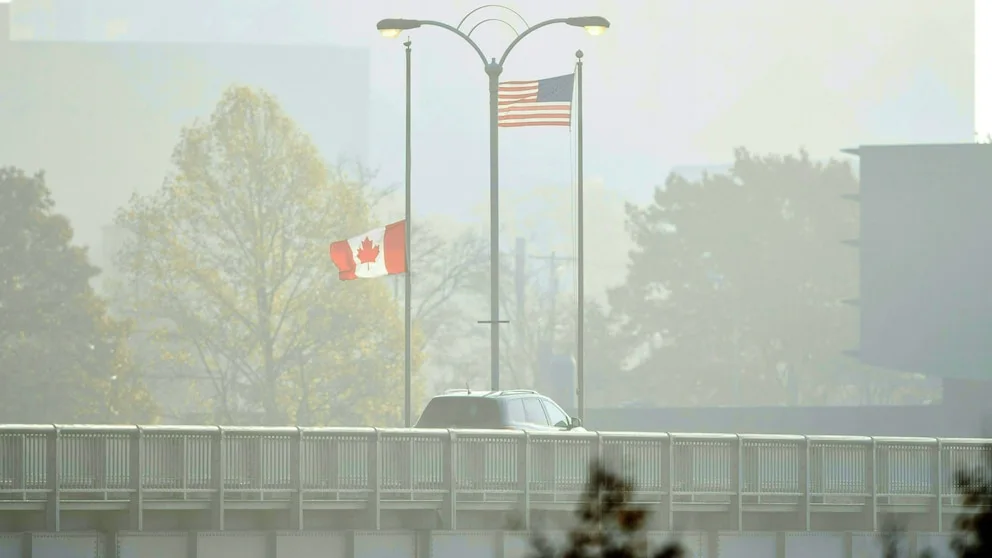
[
  {"left": 404, "top": 37, "right": 414, "bottom": 427},
  {"left": 575, "top": 50, "right": 585, "bottom": 423}
]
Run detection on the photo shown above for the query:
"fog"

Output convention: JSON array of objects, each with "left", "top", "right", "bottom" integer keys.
[{"left": 0, "top": 0, "right": 989, "bottom": 434}]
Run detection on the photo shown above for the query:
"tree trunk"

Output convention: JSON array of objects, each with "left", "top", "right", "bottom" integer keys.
[{"left": 257, "top": 285, "right": 282, "bottom": 425}]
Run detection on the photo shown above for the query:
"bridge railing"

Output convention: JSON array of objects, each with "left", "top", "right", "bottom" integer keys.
[{"left": 0, "top": 426, "right": 989, "bottom": 503}]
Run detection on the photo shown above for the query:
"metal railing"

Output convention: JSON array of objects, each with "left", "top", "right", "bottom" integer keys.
[{"left": 0, "top": 426, "right": 988, "bottom": 514}]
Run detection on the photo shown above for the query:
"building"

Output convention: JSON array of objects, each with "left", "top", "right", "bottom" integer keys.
[
  {"left": 0, "top": 2, "right": 371, "bottom": 278},
  {"left": 842, "top": 142, "right": 992, "bottom": 433}
]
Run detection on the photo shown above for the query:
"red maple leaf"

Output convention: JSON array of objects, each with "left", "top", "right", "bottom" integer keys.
[{"left": 356, "top": 237, "right": 380, "bottom": 267}]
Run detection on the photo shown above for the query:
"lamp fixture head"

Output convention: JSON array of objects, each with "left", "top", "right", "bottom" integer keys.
[
  {"left": 377, "top": 18, "right": 422, "bottom": 38},
  {"left": 564, "top": 16, "right": 611, "bottom": 36}
]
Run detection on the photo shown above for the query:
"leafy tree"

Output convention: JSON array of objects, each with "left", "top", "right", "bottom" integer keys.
[
  {"left": 408, "top": 222, "right": 486, "bottom": 350},
  {"left": 113, "top": 85, "right": 421, "bottom": 426},
  {"left": 528, "top": 459, "right": 684, "bottom": 558},
  {"left": 950, "top": 444, "right": 992, "bottom": 558},
  {"left": 535, "top": 455, "right": 992, "bottom": 558},
  {"left": 578, "top": 299, "right": 632, "bottom": 408},
  {"left": 360, "top": 187, "right": 492, "bottom": 403},
  {"left": 608, "top": 149, "right": 865, "bottom": 406},
  {"left": 0, "top": 167, "right": 157, "bottom": 423}
]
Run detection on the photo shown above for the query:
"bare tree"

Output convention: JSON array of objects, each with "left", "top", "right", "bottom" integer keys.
[{"left": 410, "top": 222, "right": 488, "bottom": 351}]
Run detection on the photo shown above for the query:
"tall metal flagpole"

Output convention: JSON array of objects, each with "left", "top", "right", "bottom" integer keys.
[
  {"left": 377, "top": 11, "right": 611, "bottom": 403},
  {"left": 575, "top": 50, "right": 585, "bottom": 422},
  {"left": 404, "top": 38, "right": 414, "bottom": 427},
  {"left": 487, "top": 61, "right": 504, "bottom": 392}
]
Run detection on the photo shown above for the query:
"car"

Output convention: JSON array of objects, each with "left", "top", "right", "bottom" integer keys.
[{"left": 414, "top": 389, "right": 584, "bottom": 431}]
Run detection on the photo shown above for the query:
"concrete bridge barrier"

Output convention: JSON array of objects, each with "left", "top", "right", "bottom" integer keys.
[{"left": 0, "top": 425, "right": 987, "bottom": 547}]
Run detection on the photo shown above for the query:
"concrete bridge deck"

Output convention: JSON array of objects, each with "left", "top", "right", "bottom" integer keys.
[{"left": 0, "top": 529, "right": 964, "bottom": 558}]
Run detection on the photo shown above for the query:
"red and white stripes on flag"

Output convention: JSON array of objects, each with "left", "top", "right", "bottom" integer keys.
[
  {"left": 498, "top": 73, "right": 575, "bottom": 128},
  {"left": 329, "top": 220, "right": 406, "bottom": 280}
]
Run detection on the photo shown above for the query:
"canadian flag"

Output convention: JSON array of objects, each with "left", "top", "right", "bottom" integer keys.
[{"left": 329, "top": 220, "right": 406, "bottom": 280}]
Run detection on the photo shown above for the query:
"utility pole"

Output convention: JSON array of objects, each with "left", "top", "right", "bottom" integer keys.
[
  {"left": 514, "top": 238, "right": 527, "bottom": 354},
  {"left": 529, "top": 252, "right": 576, "bottom": 349}
]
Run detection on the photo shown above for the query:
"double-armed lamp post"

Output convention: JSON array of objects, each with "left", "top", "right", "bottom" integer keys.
[{"left": 377, "top": 9, "right": 610, "bottom": 396}]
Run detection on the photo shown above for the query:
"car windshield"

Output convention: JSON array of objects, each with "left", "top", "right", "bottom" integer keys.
[{"left": 415, "top": 397, "right": 502, "bottom": 428}]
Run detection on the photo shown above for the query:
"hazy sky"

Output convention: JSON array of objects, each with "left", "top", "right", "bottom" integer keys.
[
  {"left": 977, "top": 0, "right": 991, "bottom": 137},
  {"left": 2, "top": 0, "right": 987, "bottom": 411},
  {"left": 5, "top": 0, "right": 978, "bottom": 248}
]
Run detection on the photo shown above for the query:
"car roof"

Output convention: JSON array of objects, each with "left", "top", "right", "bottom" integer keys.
[{"left": 432, "top": 389, "right": 541, "bottom": 399}]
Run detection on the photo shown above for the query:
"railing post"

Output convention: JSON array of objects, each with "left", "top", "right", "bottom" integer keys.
[
  {"left": 593, "top": 431, "right": 604, "bottom": 531},
  {"left": 251, "top": 434, "right": 263, "bottom": 500},
  {"left": 867, "top": 438, "right": 878, "bottom": 531},
  {"left": 128, "top": 426, "right": 144, "bottom": 531},
  {"left": 367, "top": 428, "right": 381, "bottom": 530},
  {"left": 210, "top": 427, "right": 225, "bottom": 531},
  {"left": 442, "top": 429, "right": 456, "bottom": 530},
  {"left": 329, "top": 435, "right": 341, "bottom": 492},
  {"left": 932, "top": 438, "right": 943, "bottom": 532},
  {"left": 516, "top": 431, "right": 530, "bottom": 530},
  {"left": 290, "top": 427, "right": 303, "bottom": 531},
  {"left": 45, "top": 425, "right": 61, "bottom": 532},
  {"left": 799, "top": 436, "right": 810, "bottom": 531},
  {"left": 661, "top": 433, "right": 674, "bottom": 530},
  {"left": 593, "top": 431, "right": 603, "bottom": 464},
  {"left": 731, "top": 435, "right": 742, "bottom": 532}
]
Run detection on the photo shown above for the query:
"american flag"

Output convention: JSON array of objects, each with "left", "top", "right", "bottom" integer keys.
[{"left": 498, "top": 73, "right": 575, "bottom": 128}]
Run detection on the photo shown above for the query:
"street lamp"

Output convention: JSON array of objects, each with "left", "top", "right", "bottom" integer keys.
[
  {"left": 376, "top": 15, "right": 611, "bottom": 39},
  {"left": 377, "top": 8, "right": 610, "bottom": 393}
]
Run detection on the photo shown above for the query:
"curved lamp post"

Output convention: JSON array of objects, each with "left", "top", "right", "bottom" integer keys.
[{"left": 377, "top": 10, "right": 610, "bottom": 394}]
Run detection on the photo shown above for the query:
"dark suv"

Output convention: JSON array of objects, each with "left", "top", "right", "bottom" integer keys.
[{"left": 414, "top": 389, "right": 584, "bottom": 431}]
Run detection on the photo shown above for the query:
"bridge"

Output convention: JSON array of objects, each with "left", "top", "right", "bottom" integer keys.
[{"left": 0, "top": 425, "right": 985, "bottom": 557}]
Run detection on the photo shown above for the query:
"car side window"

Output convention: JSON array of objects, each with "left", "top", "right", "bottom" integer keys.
[
  {"left": 522, "top": 398, "right": 549, "bottom": 425},
  {"left": 542, "top": 400, "right": 570, "bottom": 428},
  {"left": 505, "top": 399, "right": 526, "bottom": 423}
]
